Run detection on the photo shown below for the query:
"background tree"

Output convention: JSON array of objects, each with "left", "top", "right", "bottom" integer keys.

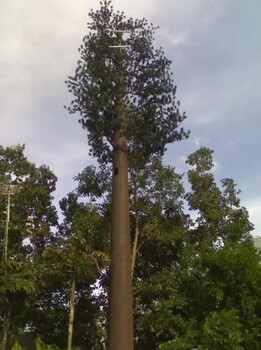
[
  {"left": 128, "top": 157, "right": 190, "bottom": 349},
  {"left": 185, "top": 147, "right": 253, "bottom": 246},
  {"left": 30, "top": 192, "right": 108, "bottom": 350},
  {"left": 157, "top": 148, "right": 261, "bottom": 350},
  {"left": 128, "top": 156, "right": 187, "bottom": 278},
  {"left": 0, "top": 144, "right": 58, "bottom": 350}
]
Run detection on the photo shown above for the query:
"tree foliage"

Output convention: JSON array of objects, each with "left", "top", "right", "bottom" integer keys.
[
  {"left": 30, "top": 192, "right": 108, "bottom": 350},
  {"left": 66, "top": 0, "right": 189, "bottom": 164},
  {"left": 0, "top": 144, "right": 58, "bottom": 349},
  {"left": 155, "top": 148, "right": 261, "bottom": 350},
  {"left": 0, "top": 143, "right": 260, "bottom": 350},
  {"left": 63, "top": 148, "right": 260, "bottom": 350}
]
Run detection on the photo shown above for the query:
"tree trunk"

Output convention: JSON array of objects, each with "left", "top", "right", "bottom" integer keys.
[
  {"left": 67, "top": 278, "right": 76, "bottom": 350},
  {"left": 107, "top": 73, "right": 134, "bottom": 349},
  {"left": 1, "top": 307, "right": 11, "bottom": 350}
]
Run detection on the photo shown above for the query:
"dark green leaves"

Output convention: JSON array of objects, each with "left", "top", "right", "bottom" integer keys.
[{"left": 66, "top": 0, "right": 189, "bottom": 164}]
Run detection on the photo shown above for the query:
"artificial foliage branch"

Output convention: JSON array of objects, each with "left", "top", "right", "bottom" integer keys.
[{"left": 66, "top": 0, "right": 189, "bottom": 164}]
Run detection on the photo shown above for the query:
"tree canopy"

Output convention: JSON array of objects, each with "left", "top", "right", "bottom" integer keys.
[
  {"left": 0, "top": 144, "right": 58, "bottom": 350},
  {"left": 66, "top": 0, "right": 189, "bottom": 164},
  {"left": 0, "top": 144, "right": 260, "bottom": 350}
]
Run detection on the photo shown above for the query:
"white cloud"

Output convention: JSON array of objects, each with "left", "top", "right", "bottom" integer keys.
[
  {"left": 180, "top": 156, "right": 187, "bottom": 164},
  {"left": 242, "top": 197, "right": 261, "bottom": 236},
  {"left": 212, "top": 160, "right": 220, "bottom": 172},
  {"left": 170, "top": 31, "right": 190, "bottom": 46},
  {"left": 194, "top": 137, "right": 201, "bottom": 148}
]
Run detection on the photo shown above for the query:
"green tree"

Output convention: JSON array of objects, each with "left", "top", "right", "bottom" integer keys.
[
  {"left": 127, "top": 147, "right": 260, "bottom": 350},
  {"left": 66, "top": 2, "right": 188, "bottom": 348},
  {"left": 186, "top": 147, "right": 253, "bottom": 246},
  {"left": 158, "top": 147, "right": 260, "bottom": 350},
  {"left": 32, "top": 192, "right": 108, "bottom": 350},
  {"left": 69, "top": 148, "right": 260, "bottom": 349},
  {"left": 0, "top": 144, "right": 58, "bottom": 350},
  {"left": 124, "top": 157, "right": 192, "bottom": 350}
]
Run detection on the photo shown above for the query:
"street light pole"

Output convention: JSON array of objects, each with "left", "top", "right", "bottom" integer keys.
[
  {"left": 0, "top": 182, "right": 20, "bottom": 263},
  {"left": 0, "top": 181, "right": 20, "bottom": 350},
  {"left": 4, "top": 186, "right": 11, "bottom": 262}
]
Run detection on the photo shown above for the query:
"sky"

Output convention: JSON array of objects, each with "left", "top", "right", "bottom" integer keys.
[{"left": 1, "top": 0, "right": 261, "bottom": 235}]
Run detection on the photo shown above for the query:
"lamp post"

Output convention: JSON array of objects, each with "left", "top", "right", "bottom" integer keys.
[
  {"left": 0, "top": 180, "right": 21, "bottom": 350},
  {"left": 0, "top": 181, "right": 20, "bottom": 263}
]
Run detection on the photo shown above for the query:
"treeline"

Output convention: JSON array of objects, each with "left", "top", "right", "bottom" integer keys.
[{"left": 0, "top": 144, "right": 260, "bottom": 350}]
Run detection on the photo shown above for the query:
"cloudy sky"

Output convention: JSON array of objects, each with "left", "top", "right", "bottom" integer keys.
[{"left": 1, "top": 0, "right": 261, "bottom": 235}]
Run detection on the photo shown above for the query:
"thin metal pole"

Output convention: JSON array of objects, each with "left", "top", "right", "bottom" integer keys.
[
  {"left": 4, "top": 186, "right": 11, "bottom": 262},
  {"left": 0, "top": 182, "right": 20, "bottom": 350},
  {"left": 0, "top": 182, "right": 20, "bottom": 263}
]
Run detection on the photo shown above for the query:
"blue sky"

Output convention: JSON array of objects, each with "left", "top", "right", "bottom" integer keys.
[{"left": 1, "top": 0, "right": 261, "bottom": 235}]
